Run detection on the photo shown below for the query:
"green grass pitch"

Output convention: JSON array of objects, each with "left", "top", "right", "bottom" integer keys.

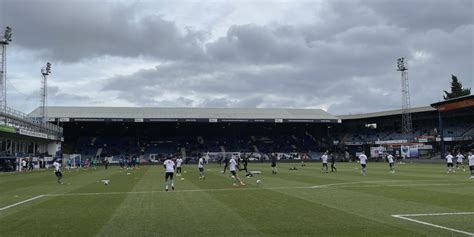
[{"left": 1, "top": 162, "right": 473, "bottom": 236}]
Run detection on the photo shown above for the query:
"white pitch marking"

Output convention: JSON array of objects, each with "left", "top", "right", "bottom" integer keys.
[
  {"left": 45, "top": 181, "right": 461, "bottom": 197},
  {"left": 0, "top": 181, "right": 463, "bottom": 210},
  {"left": 309, "top": 180, "right": 458, "bottom": 189},
  {"left": 0, "top": 195, "right": 45, "bottom": 211},
  {"left": 394, "top": 212, "right": 474, "bottom": 217},
  {"left": 45, "top": 186, "right": 304, "bottom": 197},
  {"left": 333, "top": 183, "right": 459, "bottom": 188},
  {"left": 392, "top": 213, "right": 474, "bottom": 236}
]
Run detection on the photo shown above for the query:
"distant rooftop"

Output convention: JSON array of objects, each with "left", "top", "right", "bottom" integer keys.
[
  {"left": 28, "top": 106, "right": 339, "bottom": 123},
  {"left": 337, "top": 106, "right": 436, "bottom": 120}
]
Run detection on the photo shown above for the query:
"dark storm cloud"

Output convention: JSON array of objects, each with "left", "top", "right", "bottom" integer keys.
[
  {"left": 1, "top": 0, "right": 473, "bottom": 114},
  {"left": 1, "top": 0, "right": 205, "bottom": 62},
  {"left": 101, "top": 21, "right": 410, "bottom": 110},
  {"left": 207, "top": 24, "right": 309, "bottom": 64}
]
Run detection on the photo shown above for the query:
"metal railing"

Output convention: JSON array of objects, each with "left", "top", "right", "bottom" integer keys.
[{"left": 0, "top": 106, "right": 63, "bottom": 137}]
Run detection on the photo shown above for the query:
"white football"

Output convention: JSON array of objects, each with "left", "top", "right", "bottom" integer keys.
[
  {"left": 256, "top": 180, "right": 261, "bottom": 184},
  {"left": 104, "top": 181, "right": 109, "bottom": 185}
]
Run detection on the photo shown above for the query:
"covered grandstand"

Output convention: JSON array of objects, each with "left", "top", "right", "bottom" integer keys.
[
  {"left": 28, "top": 106, "right": 340, "bottom": 123},
  {"left": 16, "top": 97, "right": 474, "bottom": 167},
  {"left": 0, "top": 106, "right": 63, "bottom": 171},
  {"left": 28, "top": 107, "right": 340, "bottom": 163},
  {"left": 335, "top": 97, "right": 474, "bottom": 159}
]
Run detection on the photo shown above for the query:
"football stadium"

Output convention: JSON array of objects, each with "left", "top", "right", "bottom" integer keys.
[
  {"left": 1, "top": 98, "right": 473, "bottom": 236},
  {"left": 1, "top": 1, "right": 474, "bottom": 237}
]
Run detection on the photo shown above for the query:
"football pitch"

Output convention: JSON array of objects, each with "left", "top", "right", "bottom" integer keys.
[{"left": 1, "top": 162, "right": 473, "bottom": 237}]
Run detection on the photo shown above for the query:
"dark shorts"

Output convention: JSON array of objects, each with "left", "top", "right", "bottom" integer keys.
[
  {"left": 470, "top": 166, "right": 473, "bottom": 171},
  {"left": 230, "top": 170, "right": 237, "bottom": 176},
  {"left": 199, "top": 167, "right": 204, "bottom": 172},
  {"left": 165, "top": 172, "right": 174, "bottom": 179},
  {"left": 389, "top": 163, "right": 394, "bottom": 167},
  {"left": 55, "top": 171, "right": 62, "bottom": 177},
  {"left": 361, "top": 164, "right": 366, "bottom": 168},
  {"left": 456, "top": 162, "right": 462, "bottom": 165},
  {"left": 447, "top": 163, "right": 453, "bottom": 167},
  {"left": 271, "top": 163, "right": 276, "bottom": 167}
]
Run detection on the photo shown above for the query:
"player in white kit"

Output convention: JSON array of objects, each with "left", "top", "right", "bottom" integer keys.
[
  {"left": 176, "top": 157, "right": 183, "bottom": 176},
  {"left": 358, "top": 153, "right": 368, "bottom": 176},
  {"left": 321, "top": 151, "right": 329, "bottom": 173},
  {"left": 468, "top": 152, "right": 474, "bottom": 179},
  {"left": 163, "top": 157, "right": 175, "bottom": 191},
  {"left": 229, "top": 155, "right": 245, "bottom": 187},
  {"left": 455, "top": 152, "right": 465, "bottom": 171},
  {"left": 446, "top": 152, "right": 454, "bottom": 174},
  {"left": 53, "top": 159, "right": 63, "bottom": 184},
  {"left": 198, "top": 155, "right": 205, "bottom": 180},
  {"left": 386, "top": 153, "right": 395, "bottom": 173}
]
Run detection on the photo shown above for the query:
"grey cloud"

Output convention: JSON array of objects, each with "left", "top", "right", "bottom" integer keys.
[
  {"left": 1, "top": 0, "right": 205, "bottom": 62},
  {"left": 2, "top": 0, "right": 473, "bottom": 114},
  {"left": 53, "top": 93, "right": 91, "bottom": 103},
  {"left": 101, "top": 17, "right": 472, "bottom": 114},
  {"left": 26, "top": 85, "right": 91, "bottom": 104},
  {"left": 367, "top": 0, "right": 473, "bottom": 32},
  {"left": 207, "top": 24, "right": 308, "bottom": 64}
]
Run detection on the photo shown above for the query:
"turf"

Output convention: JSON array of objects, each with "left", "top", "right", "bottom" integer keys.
[{"left": 0, "top": 162, "right": 473, "bottom": 237}]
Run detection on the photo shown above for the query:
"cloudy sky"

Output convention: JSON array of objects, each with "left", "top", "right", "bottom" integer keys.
[{"left": 1, "top": 0, "right": 473, "bottom": 115}]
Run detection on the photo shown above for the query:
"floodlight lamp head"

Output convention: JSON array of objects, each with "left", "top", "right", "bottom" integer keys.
[
  {"left": 396, "top": 57, "right": 407, "bottom": 71},
  {"left": 3, "top": 26, "right": 12, "bottom": 42},
  {"left": 46, "top": 62, "right": 52, "bottom": 74}
]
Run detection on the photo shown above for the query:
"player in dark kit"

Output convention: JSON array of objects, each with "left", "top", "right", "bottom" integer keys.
[
  {"left": 239, "top": 155, "right": 248, "bottom": 172},
  {"left": 104, "top": 158, "right": 109, "bottom": 170},
  {"left": 239, "top": 155, "right": 253, "bottom": 177},
  {"left": 271, "top": 153, "right": 278, "bottom": 174},
  {"left": 330, "top": 153, "right": 337, "bottom": 172},
  {"left": 301, "top": 153, "right": 307, "bottom": 167},
  {"left": 222, "top": 156, "right": 229, "bottom": 174},
  {"left": 127, "top": 157, "right": 133, "bottom": 170}
]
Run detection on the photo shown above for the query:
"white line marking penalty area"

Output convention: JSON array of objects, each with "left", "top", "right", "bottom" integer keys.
[
  {"left": 392, "top": 212, "right": 474, "bottom": 236},
  {"left": 0, "top": 195, "right": 45, "bottom": 211},
  {"left": 0, "top": 180, "right": 463, "bottom": 212}
]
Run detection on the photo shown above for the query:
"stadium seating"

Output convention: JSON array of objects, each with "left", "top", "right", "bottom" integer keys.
[
  {"left": 59, "top": 108, "right": 474, "bottom": 162},
  {"left": 338, "top": 120, "right": 473, "bottom": 144},
  {"left": 65, "top": 130, "right": 326, "bottom": 162}
]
